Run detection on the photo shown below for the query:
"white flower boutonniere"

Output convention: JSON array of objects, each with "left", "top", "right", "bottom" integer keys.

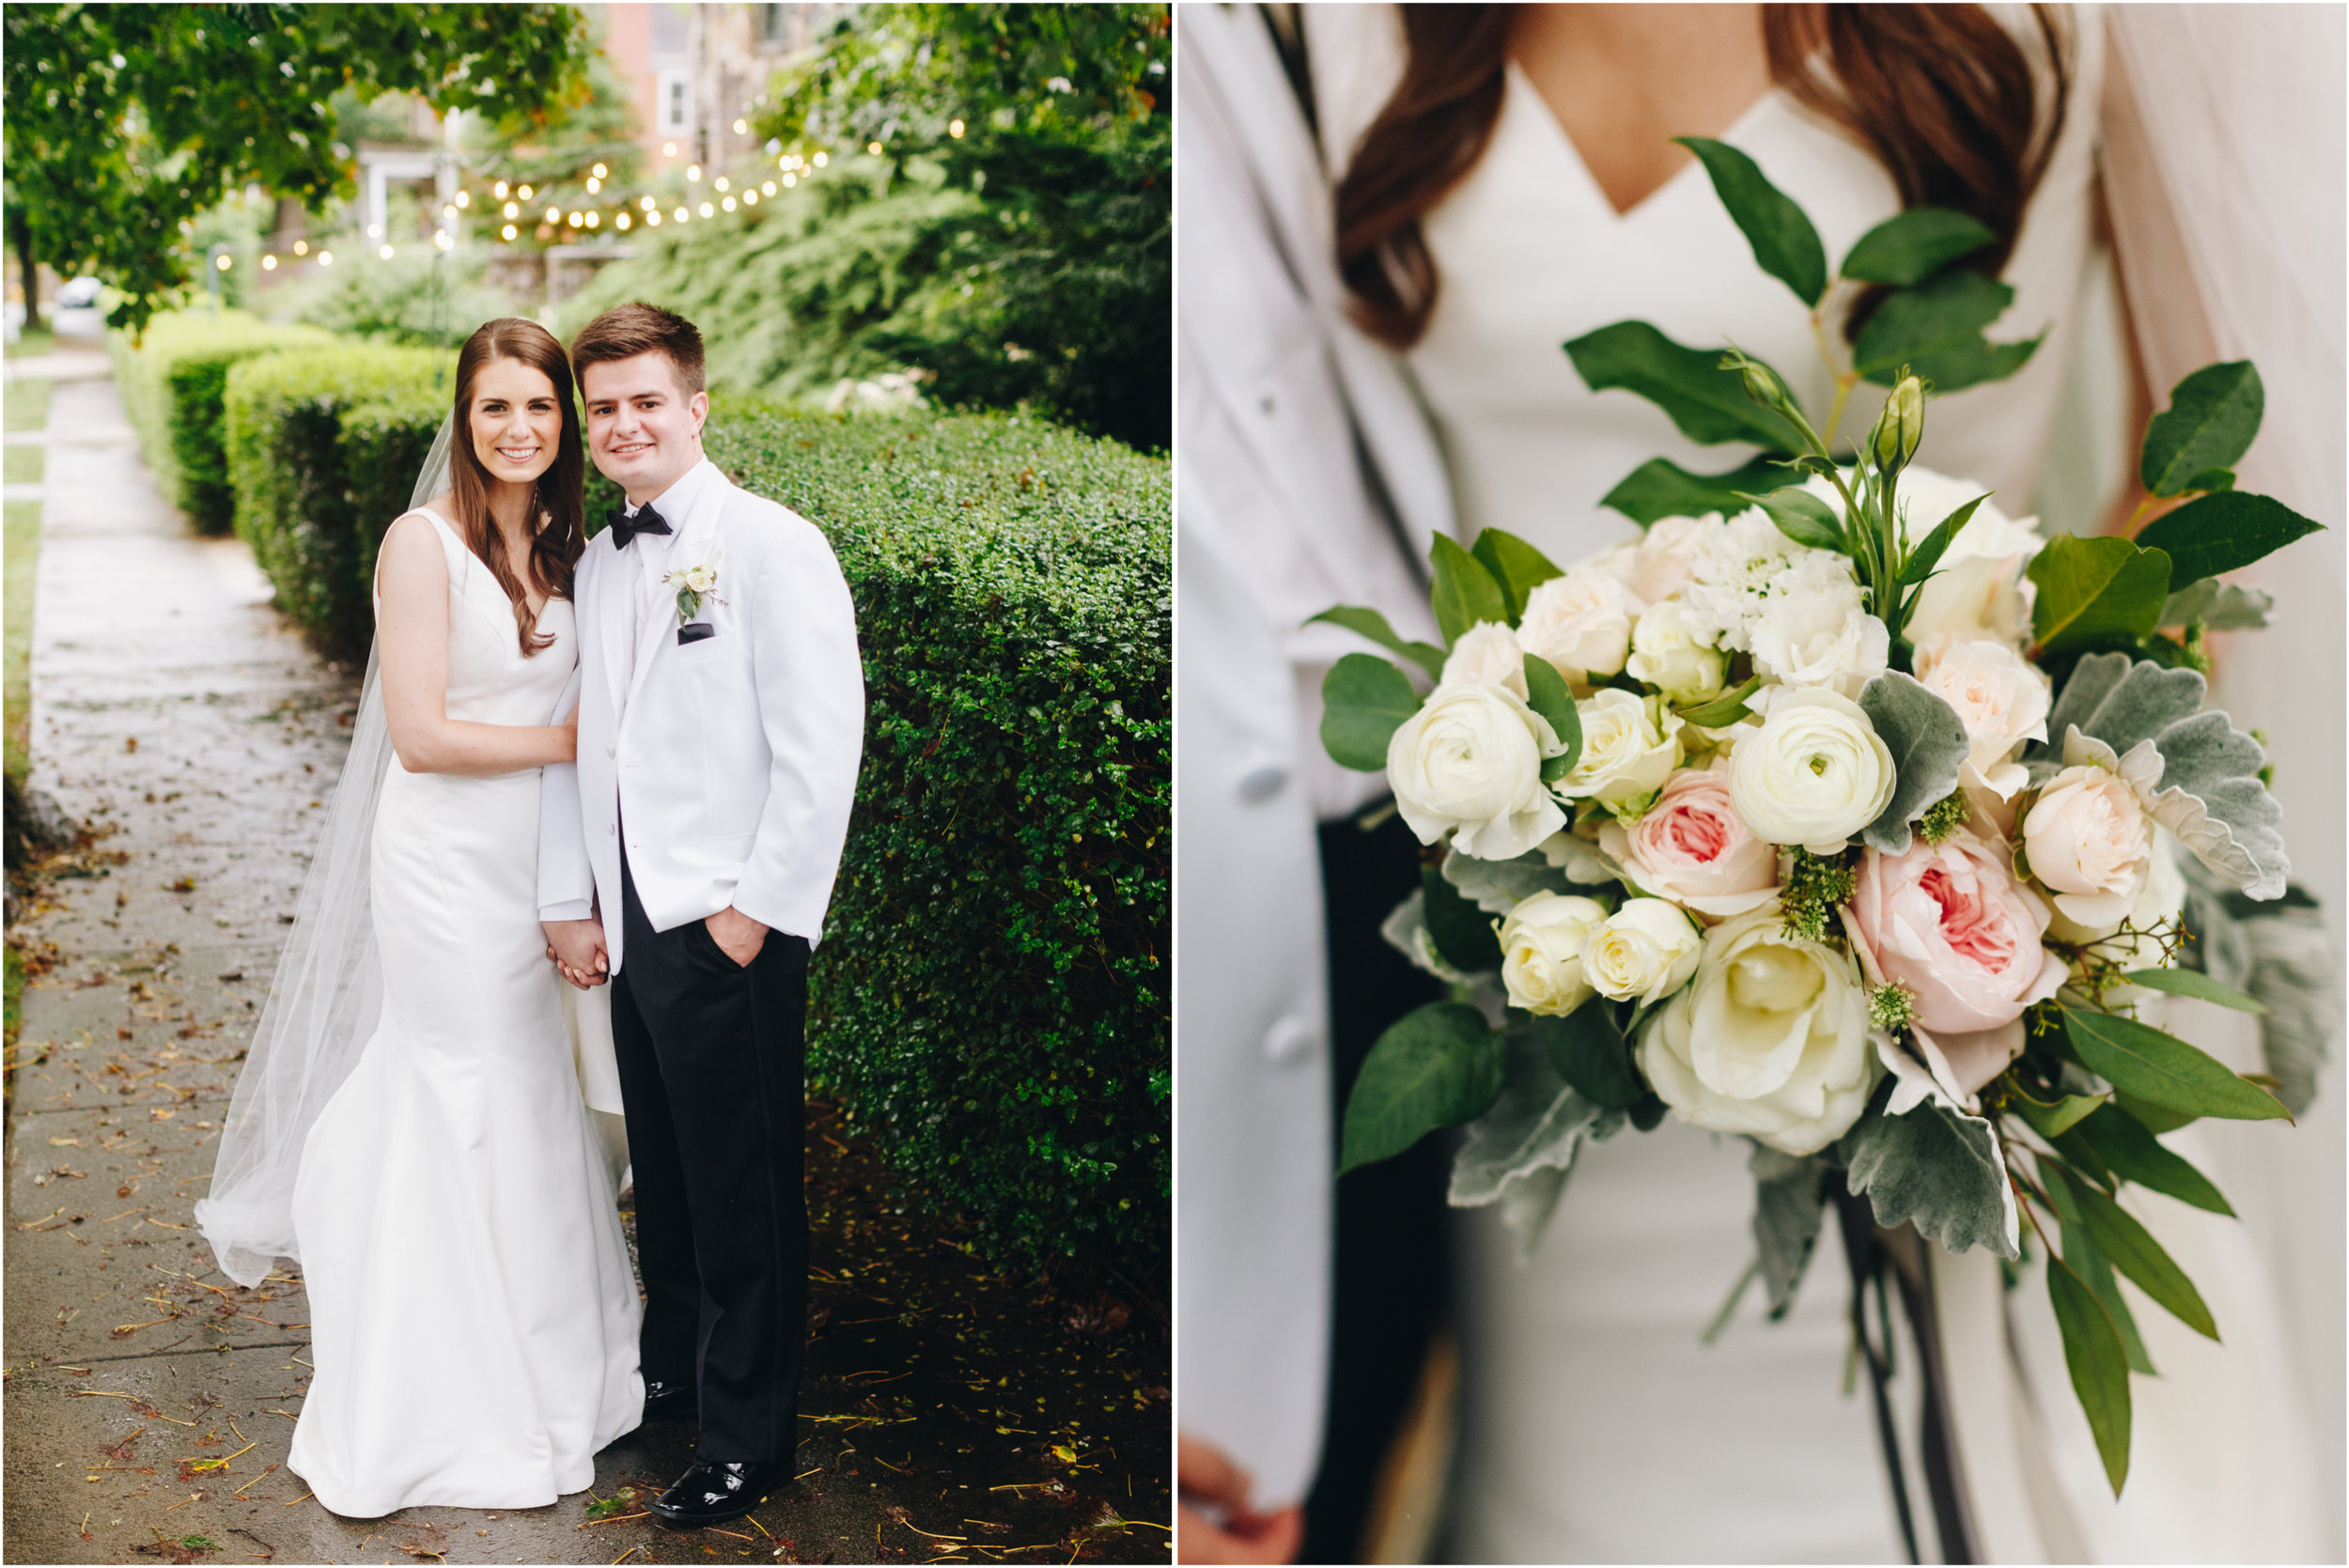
[{"left": 662, "top": 561, "right": 725, "bottom": 623}]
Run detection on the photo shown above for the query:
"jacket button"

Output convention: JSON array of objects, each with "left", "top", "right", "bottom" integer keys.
[
  {"left": 606, "top": 744, "right": 616, "bottom": 758},
  {"left": 1262, "top": 1014, "right": 1321, "bottom": 1065}
]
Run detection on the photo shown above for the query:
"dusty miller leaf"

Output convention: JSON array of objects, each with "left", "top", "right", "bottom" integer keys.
[
  {"left": 1858, "top": 672, "right": 1970, "bottom": 854},
  {"left": 1450, "top": 1034, "right": 1625, "bottom": 1259},
  {"left": 1749, "top": 1144, "right": 1828, "bottom": 1317},
  {"left": 2159, "top": 577, "right": 2273, "bottom": 631},
  {"left": 1838, "top": 1090, "right": 2019, "bottom": 1258},
  {"left": 1442, "top": 846, "right": 1576, "bottom": 916}
]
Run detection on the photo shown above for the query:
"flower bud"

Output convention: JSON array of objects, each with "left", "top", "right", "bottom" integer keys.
[
  {"left": 1871, "top": 375, "right": 1924, "bottom": 474},
  {"left": 1741, "top": 360, "right": 1789, "bottom": 412}
]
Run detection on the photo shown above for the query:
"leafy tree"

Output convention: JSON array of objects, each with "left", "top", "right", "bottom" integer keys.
[{"left": 3, "top": 3, "right": 592, "bottom": 334}]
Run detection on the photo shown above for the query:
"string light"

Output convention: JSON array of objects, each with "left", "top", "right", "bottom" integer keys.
[
  {"left": 567, "top": 210, "right": 581, "bottom": 227},
  {"left": 367, "top": 222, "right": 382, "bottom": 239},
  {"left": 546, "top": 206, "right": 560, "bottom": 223},
  {"left": 640, "top": 195, "right": 656, "bottom": 211},
  {"left": 591, "top": 163, "right": 608, "bottom": 179},
  {"left": 949, "top": 118, "right": 965, "bottom": 138},
  {"left": 714, "top": 177, "right": 729, "bottom": 192},
  {"left": 697, "top": 201, "right": 713, "bottom": 218},
  {"left": 762, "top": 180, "right": 775, "bottom": 196},
  {"left": 687, "top": 164, "right": 702, "bottom": 182},
  {"left": 616, "top": 212, "right": 631, "bottom": 230},
  {"left": 722, "top": 195, "right": 736, "bottom": 211},
  {"left": 867, "top": 141, "right": 882, "bottom": 155},
  {"left": 493, "top": 180, "right": 509, "bottom": 198},
  {"left": 292, "top": 240, "right": 308, "bottom": 256},
  {"left": 585, "top": 177, "right": 601, "bottom": 194},
  {"left": 646, "top": 210, "right": 661, "bottom": 226},
  {"left": 674, "top": 206, "right": 689, "bottom": 223},
  {"left": 661, "top": 141, "right": 677, "bottom": 158},
  {"left": 813, "top": 151, "right": 828, "bottom": 168},
  {"left": 502, "top": 224, "right": 517, "bottom": 241},
  {"left": 732, "top": 117, "right": 747, "bottom": 134},
  {"left": 215, "top": 254, "right": 231, "bottom": 271},
  {"left": 504, "top": 201, "right": 520, "bottom": 219},
  {"left": 518, "top": 184, "right": 534, "bottom": 200},
  {"left": 378, "top": 243, "right": 393, "bottom": 259},
  {"left": 434, "top": 230, "right": 453, "bottom": 250},
  {"left": 742, "top": 188, "right": 757, "bottom": 206},
  {"left": 783, "top": 172, "right": 796, "bottom": 188},
  {"left": 585, "top": 210, "right": 599, "bottom": 228},
  {"left": 455, "top": 191, "right": 470, "bottom": 209},
  {"left": 318, "top": 251, "right": 333, "bottom": 266},
  {"left": 262, "top": 255, "right": 277, "bottom": 270},
  {"left": 442, "top": 205, "right": 458, "bottom": 220}
]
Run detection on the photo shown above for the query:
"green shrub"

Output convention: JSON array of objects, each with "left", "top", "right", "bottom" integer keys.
[
  {"left": 221, "top": 358, "right": 1170, "bottom": 1265},
  {"left": 222, "top": 345, "right": 449, "bottom": 656},
  {"left": 108, "top": 311, "right": 334, "bottom": 535}
]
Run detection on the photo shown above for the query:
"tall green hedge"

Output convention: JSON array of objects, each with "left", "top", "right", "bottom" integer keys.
[
  {"left": 220, "top": 346, "right": 1169, "bottom": 1266},
  {"left": 109, "top": 311, "right": 334, "bottom": 535}
]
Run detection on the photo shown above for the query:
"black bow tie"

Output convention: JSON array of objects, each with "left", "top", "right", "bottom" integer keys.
[{"left": 611, "top": 504, "right": 673, "bottom": 550}]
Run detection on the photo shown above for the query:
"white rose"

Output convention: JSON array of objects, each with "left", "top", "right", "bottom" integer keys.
[
  {"left": 1744, "top": 551, "right": 1888, "bottom": 699},
  {"left": 1913, "top": 636, "right": 2050, "bottom": 799},
  {"left": 1727, "top": 687, "right": 1895, "bottom": 854},
  {"left": 1582, "top": 897, "right": 1703, "bottom": 1004},
  {"left": 686, "top": 564, "right": 718, "bottom": 593},
  {"left": 1388, "top": 683, "right": 1568, "bottom": 862},
  {"left": 1626, "top": 513, "right": 1713, "bottom": 603},
  {"left": 2023, "top": 763, "right": 2152, "bottom": 928},
  {"left": 1556, "top": 688, "right": 1682, "bottom": 807},
  {"left": 1892, "top": 468, "right": 2040, "bottom": 646},
  {"left": 1639, "top": 906, "right": 1877, "bottom": 1156},
  {"left": 1499, "top": 892, "right": 1610, "bottom": 1016},
  {"left": 1439, "top": 621, "right": 1529, "bottom": 698},
  {"left": 1626, "top": 601, "right": 1725, "bottom": 703},
  {"left": 1518, "top": 566, "right": 1642, "bottom": 681}
]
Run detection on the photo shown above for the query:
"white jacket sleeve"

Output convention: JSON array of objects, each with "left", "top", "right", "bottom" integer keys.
[
  {"left": 537, "top": 663, "right": 595, "bottom": 921},
  {"left": 726, "top": 516, "right": 866, "bottom": 944}
]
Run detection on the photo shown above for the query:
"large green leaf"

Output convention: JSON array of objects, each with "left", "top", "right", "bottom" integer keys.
[
  {"left": 1339, "top": 1003, "right": 1508, "bottom": 1173},
  {"left": 1522, "top": 653, "right": 1583, "bottom": 782},
  {"left": 1839, "top": 207, "right": 1997, "bottom": 287},
  {"left": 2139, "top": 361, "right": 2263, "bottom": 497},
  {"left": 2061, "top": 1006, "right": 2289, "bottom": 1122},
  {"left": 2133, "top": 491, "right": 2324, "bottom": 585},
  {"left": 1857, "top": 671, "right": 1971, "bottom": 855},
  {"left": 2072, "top": 1103, "right": 2233, "bottom": 1216},
  {"left": 2027, "top": 535, "right": 2171, "bottom": 653},
  {"left": 1737, "top": 486, "right": 1843, "bottom": 552},
  {"left": 1676, "top": 674, "right": 1765, "bottom": 729},
  {"left": 1429, "top": 534, "right": 1509, "bottom": 645},
  {"left": 1470, "top": 529, "right": 1564, "bottom": 624},
  {"left": 2012, "top": 1087, "right": 2106, "bottom": 1140},
  {"left": 2121, "top": 967, "right": 2265, "bottom": 1013},
  {"left": 1674, "top": 136, "right": 1828, "bottom": 306},
  {"left": 2048, "top": 1254, "right": 2134, "bottom": 1496},
  {"left": 1599, "top": 455, "right": 1787, "bottom": 525},
  {"left": 1749, "top": 1145, "right": 1828, "bottom": 1319},
  {"left": 1565, "top": 321, "right": 1804, "bottom": 453},
  {"left": 1851, "top": 269, "right": 2043, "bottom": 391},
  {"left": 1308, "top": 605, "right": 1446, "bottom": 682},
  {"left": 1319, "top": 653, "right": 1421, "bottom": 772},
  {"left": 2050, "top": 1162, "right": 2218, "bottom": 1341},
  {"left": 1839, "top": 1092, "right": 2018, "bottom": 1258},
  {"left": 2045, "top": 1173, "right": 2156, "bottom": 1374},
  {"left": 1522, "top": 1001, "right": 1643, "bottom": 1109},
  {"left": 1421, "top": 862, "right": 1502, "bottom": 975}
]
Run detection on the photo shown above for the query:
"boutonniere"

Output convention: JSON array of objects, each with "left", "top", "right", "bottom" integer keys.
[{"left": 661, "top": 561, "right": 726, "bottom": 622}]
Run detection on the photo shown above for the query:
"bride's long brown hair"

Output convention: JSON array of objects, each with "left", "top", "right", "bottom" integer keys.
[
  {"left": 446, "top": 318, "right": 586, "bottom": 656},
  {"left": 1336, "top": 4, "right": 2072, "bottom": 349}
]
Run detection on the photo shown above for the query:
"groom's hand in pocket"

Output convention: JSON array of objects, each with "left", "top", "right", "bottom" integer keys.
[
  {"left": 542, "top": 918, "right": 610, "bottom": 988},
  {"left": 705, "top": 907, "right": 768, "bottom": 968}
]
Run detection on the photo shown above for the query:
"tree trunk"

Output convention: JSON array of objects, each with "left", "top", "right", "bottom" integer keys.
[{"left": 8, "top": 202, "right": 41, "bottom": 335}]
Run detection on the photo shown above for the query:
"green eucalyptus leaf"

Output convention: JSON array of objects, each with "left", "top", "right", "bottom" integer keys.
[
  {"left": 1676, "top": 674, "right": 1766, "bottom": 729},
  {"left": 2113, "top": 1091, "right": 2199, "bottom": 1137},
  {"left": 2027, "top": 536, "right": 2172, "bottom": 653},
  {"left": 1599, "top": 455, "right": 1787, "bottom": 525},
  {"left": 1839, "top": 207, "right": 1998, "bottom": 287},
  {"left": 1857, "top": 672, "right": 1970, "bottom": 855},
  {"left": 1565, "top": 321, "right": 1805, "bottom": 453},
  {"left": 1319, "top": 654, "right": 1421, "bottom": 772},
  {"left": 1339, "top": 1003, "right": 1508, "bottom": 1174},
  {"left": 1522, "top": 1001, "right": 1644, "bottom": 1110},
  {"left": 2048, "top": 1254, "right": 2133, "bottom": 1496},
  {"left": 1674, "top": 136, "right": 1828, "bottom": 306},
  {"left": 2050, "top": 1163, "right": 2218, "bottom": 1341},
  {"left": 1470, "top": 529, "right": 1565, "bottom": 624},
  {"left": 1852, "top": 269, "right": 2044, "bottom": 391},
  {"left": 2139, "top": 362, "right": 2263, "bottom": 497},
  {"left": 1738, "top": 487, "right": 1843, "bottom": 552},
  {"left": 2121, "top": 967, "right": 2266, "bottom": 1013},
  {"left": 1308, "top": 606, "right": 1447, "bottom": 682},
  {"left": 2044, "top": 1173, "right": 2156, "bottom": 1374},
  {"left": 1421, "top": 862, "right": 1502, "bottom": 975},
  {"left": 1521, "top": 654, "right": 1583, "bottom": 778},
  {"left": 1898, "top": 493, "right": 1988, "bottom": 585},
  {"left": 2073, "top": 1103, "right": 2233, "bottom": 1216},
  {"left": 2015, "top": 1089, "right": 2106, "bottom": 1140},
  {"left": 1749, "top": 1145, "right": 1829, "bottom": 1319},
  {"left": 2133, "top": 491, "right": 2324, "bottom": 585},
  {"left": 2061, "top": 1006, "right": 2290, "bottom": 1122},
  {"left": 1429, "top": 534, "right": 1509, "bottom": 645}
]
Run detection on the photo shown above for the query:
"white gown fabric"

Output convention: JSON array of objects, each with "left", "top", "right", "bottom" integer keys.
[
  {"left": 1284, "top": 7, "right": 2333, "bottom": 1561},
  {"left": 287, "top": 508, "right": 643, "bottom": 1516}
]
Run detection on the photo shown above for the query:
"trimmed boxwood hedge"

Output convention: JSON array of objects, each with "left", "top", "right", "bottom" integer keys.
[
  {"left": 109, "top": 312, "right": 334, "bottom": 535},
  {"left": 219, "top": 346, "right": 1169, "bottom": 1267}
]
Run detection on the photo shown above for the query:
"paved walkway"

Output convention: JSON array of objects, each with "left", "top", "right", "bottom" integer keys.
[{"left": 4, "top": 362, "right": 1171, "bottom": 1565}]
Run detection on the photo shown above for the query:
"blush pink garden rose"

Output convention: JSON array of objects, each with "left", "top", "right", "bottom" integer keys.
[
  {"left": 1848, "top": 830, "right": 2069, "bottom": 1093},
  {"left": 1597, "top": 766, "right": 1777, "bottom": 917}
]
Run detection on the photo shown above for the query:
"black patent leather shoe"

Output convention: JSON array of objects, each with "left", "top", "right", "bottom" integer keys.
[
  {"left": 648, "top": 1459, "right": 786, "bottom": 1529},
  {"left": 642, "top": 1376, "right": 697, "bottom": 1421}
]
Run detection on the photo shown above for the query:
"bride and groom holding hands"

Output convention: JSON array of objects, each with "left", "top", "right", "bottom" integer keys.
[{"left": 197, "top": 302, "right": 865, "bottom": 1528}]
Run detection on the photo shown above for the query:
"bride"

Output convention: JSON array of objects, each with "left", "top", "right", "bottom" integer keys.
[
  {"left": 1179, "top": 4, "right": 2338, "bottom": 1562},
  {"left": 196, "top": 318, "right": 643, "bottom": 1515}
]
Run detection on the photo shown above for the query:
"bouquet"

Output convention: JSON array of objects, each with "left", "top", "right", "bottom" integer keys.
[{"left": 1314, "top": 137, "right": 2330, "bottom": 1502}]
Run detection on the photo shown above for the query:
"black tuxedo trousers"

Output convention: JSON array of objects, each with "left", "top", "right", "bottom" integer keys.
[{"left": 612, "top": 849, "right": 811, "bottom": 1463}]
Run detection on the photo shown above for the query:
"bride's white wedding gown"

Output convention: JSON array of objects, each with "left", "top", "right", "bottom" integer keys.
[
  {"left": 1379, "top": 24, "right": 2326, "bottom": 1566},
  {"left": 286, "top": 508, "right": 643, "bottom": 1516}
]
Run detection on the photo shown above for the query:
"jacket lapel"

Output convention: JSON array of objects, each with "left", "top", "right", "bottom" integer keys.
[{"left": 621, "top": 460, "right": 723, "bottom": 720}]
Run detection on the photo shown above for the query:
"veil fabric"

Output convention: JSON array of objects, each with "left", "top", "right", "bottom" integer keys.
[{"left": 194, "top": 414, "right": 458, "bottom": 1288}]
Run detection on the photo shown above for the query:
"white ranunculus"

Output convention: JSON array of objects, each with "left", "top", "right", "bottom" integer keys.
[
  {"left": 1582, "top": 897, "right": 1702, "bottom": 1004},
  {"left": 2023, "top": 763, "right": 2152, "bottom": 928},
  {"left": 1744, "top": 551, "right": 1888, "bottom": 699},
  {"left": 1913, "top": 635, "right": 2050, "bottom": 799},
  {"left": 1640, "top": 906, "right": 1877, "bottom": 1156},
  {"left": 1388, "top": 683, "right": 1567, "bottom": 862},
  {"left": 1517, "top": 566, "right": 1642, "bottom": 681},
  {"left": 1727, "top": 687, "right": 1895, "bottom": 855},
  {"left": 1626, "top": 600, "right": 1725, "bottom": 703},
  {"left": 1555, "top": 688, "right": 1682, "bottom": 807},
  {"left": 1499, "top": 892, "right": 1610, "bottom": 1016},
  {"left": 1440, "top": 620, "right": 1529, "bottom": 698}
]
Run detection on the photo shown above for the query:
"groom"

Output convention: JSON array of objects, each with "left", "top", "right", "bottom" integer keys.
[{"left": 538, "top": 302, "right": 865, "bottom": 1528}]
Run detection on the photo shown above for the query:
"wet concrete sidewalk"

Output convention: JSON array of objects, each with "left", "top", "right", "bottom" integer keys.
[{"left": 4, "top": 365, "right": 1171, "bottom": 1564}]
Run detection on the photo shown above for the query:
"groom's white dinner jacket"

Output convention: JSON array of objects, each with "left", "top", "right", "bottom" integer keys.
[{"left": 537, "top": 457, "right": 864, "bottom": 973}]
